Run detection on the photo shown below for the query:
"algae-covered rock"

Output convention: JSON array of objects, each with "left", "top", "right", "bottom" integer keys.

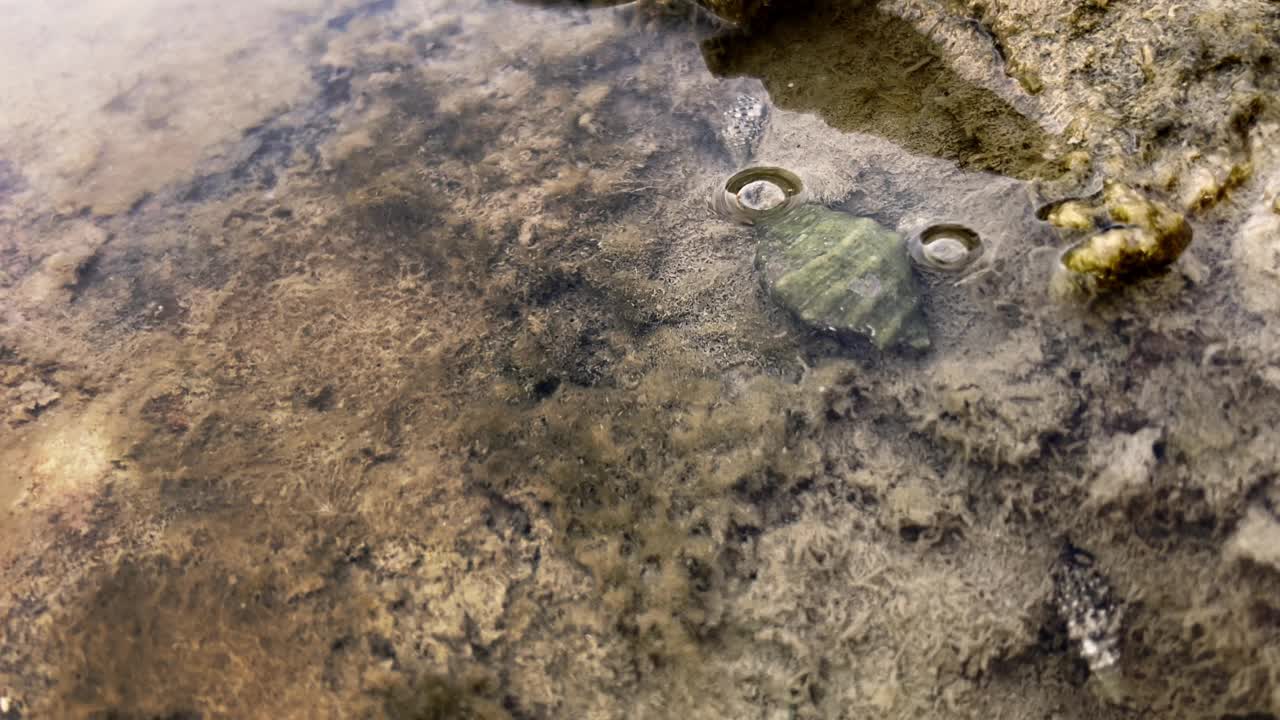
[
  {"left": 755, "top": 204, "right": 929, "bottom": 351},
  {"left": 1046, "top": 181, "right": 1192, "bottom": 291}
]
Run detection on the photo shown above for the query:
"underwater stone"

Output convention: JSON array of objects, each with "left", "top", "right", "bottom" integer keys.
[
  {"left": 1045, "top": 181, "right": 1192, "bottom": 292},
  {"left": 737, "top": 179, "right": 786, "bottom": 211},
  {"left": 721, "top": 94, "right": 768, "bottom": 166},
  {"left": 755, "top": 204, "right": 929, "bottom": 351},
  {"left": 1227, "top": 506, "right": 1280, "bottom": 573},
  {"left": 921, "top": 236, "right": 967, "bottom": 265}
]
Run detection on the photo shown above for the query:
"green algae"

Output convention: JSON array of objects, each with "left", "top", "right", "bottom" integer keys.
[{"left": 457, "top": 364, "right": 825, "bottom": 671}]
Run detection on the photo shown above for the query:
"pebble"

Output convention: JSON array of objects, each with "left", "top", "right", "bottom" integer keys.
[{"left": 722, "top": 94, "right": 768, "bottom": 165}]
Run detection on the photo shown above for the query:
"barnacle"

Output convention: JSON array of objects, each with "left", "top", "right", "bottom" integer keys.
[
  {"left": 1052, "top": 543, "right": 1125, "bottom": 674},
  {"left": 721, "top": 94, "right": 769, "bottom": 166}
]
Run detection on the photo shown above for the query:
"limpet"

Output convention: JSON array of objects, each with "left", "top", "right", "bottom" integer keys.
[
  {"left": 712, "top": 166, "right": 806, "bottom": 225},
  {"left": 908, "top": 223, "right": 984, "bottom": 274}
]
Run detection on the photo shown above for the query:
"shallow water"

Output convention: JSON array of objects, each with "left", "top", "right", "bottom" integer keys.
[{"left": 3, "top": 0, "right": 1280, "bottom": 718}]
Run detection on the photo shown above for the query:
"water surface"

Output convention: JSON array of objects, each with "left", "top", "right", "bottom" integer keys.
[{"left": 3, "top": 0, "right": 1279, "bottom": 718}]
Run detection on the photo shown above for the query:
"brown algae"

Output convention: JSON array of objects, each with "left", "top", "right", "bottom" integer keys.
[{"left": 1044, "top": 181, "right": 1193, "bottom": 291}]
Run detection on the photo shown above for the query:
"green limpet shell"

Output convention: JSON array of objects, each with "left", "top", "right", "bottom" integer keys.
[{"left": 756, "top": 204, "right": 930, "bottom": 352}]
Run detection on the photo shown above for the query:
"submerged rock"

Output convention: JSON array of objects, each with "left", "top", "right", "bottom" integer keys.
[
  {"left": 1045, "top": 181, "right": 1192, "bottom": 293},
  {"left": 755, "top": 204, "right": 930, "bottom": 351},
  {"left": 721, "top": 94, "right": 769, "bottom": 166}
]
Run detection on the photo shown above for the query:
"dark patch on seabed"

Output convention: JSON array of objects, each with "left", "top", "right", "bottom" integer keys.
[
  {"left": 180, "top": 117, "right": 330, "bottom": 205},
  {"left": 177, "top": 26, "right": 364, "bottom": 206}
]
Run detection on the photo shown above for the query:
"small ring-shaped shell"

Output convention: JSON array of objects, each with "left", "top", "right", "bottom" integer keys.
[
  {"left": 713, "top": 167, "right": 807, "bottom": 225},
  {"left": 908, "top": 223, "right": 984, "bottom": 274}
]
